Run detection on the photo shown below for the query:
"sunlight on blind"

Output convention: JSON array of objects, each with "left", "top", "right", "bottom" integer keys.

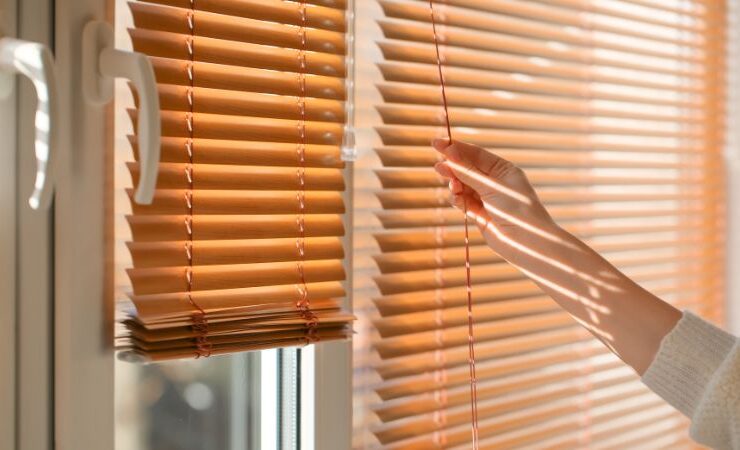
[
  {"left": 353, "top": 0, "right": 727, "bottom": 448},
  {"left": 116, "top": 0, "right": 354, "bottom": 362}
]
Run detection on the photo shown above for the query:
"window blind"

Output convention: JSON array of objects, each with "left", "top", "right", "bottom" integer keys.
[
  {"left": 365, "top": 0, "right": 726, "bottom": 448},
  {"left": 117, "top": 0, "right": 354, "bottom": 361}
]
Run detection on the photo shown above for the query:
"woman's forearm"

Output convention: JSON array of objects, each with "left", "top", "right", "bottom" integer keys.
[
  {"left": 433, "top": 139, "right": 683, "bottom": 375},
  {"left": 498, "top": 222, "right": 682, "bottom": 375}
]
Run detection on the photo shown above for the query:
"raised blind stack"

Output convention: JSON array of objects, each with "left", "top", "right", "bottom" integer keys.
[{"left": 118, "top": 0, "right": 354, "bottom": 361}]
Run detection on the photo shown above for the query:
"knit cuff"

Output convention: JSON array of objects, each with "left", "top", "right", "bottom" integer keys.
[{"left": 641, "top": 310, "right": 736, "bottom": 417}]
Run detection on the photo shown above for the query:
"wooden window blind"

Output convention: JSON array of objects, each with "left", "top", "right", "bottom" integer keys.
[
  {"left": 117, "top": 0, "right": 354, "bottom": 361},
  {"left": 364, "top": 0, "right": 726, "bottom": 448}
]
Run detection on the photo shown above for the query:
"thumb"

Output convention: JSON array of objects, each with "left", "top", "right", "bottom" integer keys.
[{"left": 432, "top": 138, "right": 452, "bottom": 152}]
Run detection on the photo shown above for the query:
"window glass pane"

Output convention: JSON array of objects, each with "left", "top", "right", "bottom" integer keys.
[{"left": 115, "top": 355, "right": 256, "bottom": 450}]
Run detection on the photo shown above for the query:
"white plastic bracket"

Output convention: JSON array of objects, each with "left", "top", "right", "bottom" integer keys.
[
  {"left": 341, "top": 127, "right": 356, "bottom": 162},
  {"left": 339, "top": 0, "right": 356, "bottom": 162},
  {"left": 0, "top": 37, "right": 58, "bottom": 210},
  {"left": 81, "top": 20, "right": 160, "bottom": 204}
]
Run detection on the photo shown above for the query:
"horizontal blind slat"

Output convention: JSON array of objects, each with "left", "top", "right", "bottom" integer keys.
[
  {"left": 131, "top": 2, "right": 346, "bottom": 54},
  {"left": 376, "top": 105, "right": 705, "bottom": 137},
  {"left": 378, "top": 84, "right": 705, "bottom": 122},
  {"left": 129, "top": 110, "right": 345, "bottom": 144},
  {"left": 374, "top": 146, "right": 706, "bottom": 169},
  {"left": 140, "top": 137, "right": 345, "bottom": 168},
  {"left": 150, "top": 58, "right": 346, "bottom": 100},
  {"left": 129, "top": 281, "right": 346, "bottom": 321},
  {"left": 127, "top": 214, "right": 345, "bottom": 241},
  {"left": 128, "top": 236, "right": 345, "bottom": 267},
  {"left": 374, "top": 220, "right": 709, "bottom": 252},
  {"left": 140, "top": 0, "right": 347, "bottom": 29},
  {"left": 374, "top": 236, "right": 706, "bottom": 273},
  {"left": 128, "top": 189, "right": 346, "bottom": 215},
  {"left": 130, "top": 29, "right": 346, "bottom": 76},
  {"left": 378, "top": 63, "right": 704, "bottom": 107},
  {"left": 376, "top": 206, "right": 705, "bottom": 229},
  {"left": 148, "top": 84, "right": 346, "bottom": 123},
  {"left": 128, "top": 260, "right": 346, "bottom": 295},
  {"left": 130, "top": 162, "right": 346, "bottom": 190}
]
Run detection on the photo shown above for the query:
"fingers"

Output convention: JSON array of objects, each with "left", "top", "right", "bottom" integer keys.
[
  {"left": 449, "top": 178, "right": 477, "bottom": 199},
  {"left": 432, "top": 139, "right": 514, "bottom": 180},
  {"left": 434, "top": 159, "right": 491, "bottom": 194},
  {"left": 450, "top": 190, "right": 487, "bottom": 225},
  {"left": 437, "top": 152, "right": 491, "bottom": 228},
  {"left": 449, "top": 177, "right": 463, "bottom": 195},
  {"left": 444, "top": 175, "right": 482, "bottom": 212},
  {"left": 435, "top": 161, "right": 454, "bottom": 178},
  {"left": 439, "top": 165, "right": 476, "bottom": 197},
  {"left": 434, "top": 139, "right": 536, "bottom": 207}
]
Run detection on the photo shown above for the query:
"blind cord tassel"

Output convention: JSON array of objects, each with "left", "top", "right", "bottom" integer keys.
[{"left": 429, "top": 1, "right": 479, "bottom": 447}]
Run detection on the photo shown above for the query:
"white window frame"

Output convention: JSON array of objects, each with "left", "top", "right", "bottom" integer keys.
[
  {"left": 0, "top": 1, "right": 19, "bottom": 447},
  {"left": 726, "top": 0, "right": 740, "bottom": 335},
  {"left": 1, "top": 0, "right": 55, "bottom": 448},
  {"left": 54, "top": 0, "right": 114, "bottom": 447},
  {"left": 7, "top": 0, "right": 735, "bottom": 447}
]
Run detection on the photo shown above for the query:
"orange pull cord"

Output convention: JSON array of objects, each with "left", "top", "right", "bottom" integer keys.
[{"left": 429, "top": 1, "right": 479, "bottom": 447}]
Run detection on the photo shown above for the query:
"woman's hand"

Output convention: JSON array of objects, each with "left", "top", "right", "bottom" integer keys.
[
  {"left": 432, "top": 139, "right": 559, "bottom": 258},
  {"left": 432, "top": 138, "right": 682, "bottom": 375}
]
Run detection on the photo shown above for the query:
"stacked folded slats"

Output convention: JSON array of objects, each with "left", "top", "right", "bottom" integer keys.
[{"left": 118, "top": 0, "right": 354, "bottom": 361}]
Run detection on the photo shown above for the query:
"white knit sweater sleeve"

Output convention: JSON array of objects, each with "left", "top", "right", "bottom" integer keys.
[{"left": 642, "top": 311, "right": 739, "bottom": 450}]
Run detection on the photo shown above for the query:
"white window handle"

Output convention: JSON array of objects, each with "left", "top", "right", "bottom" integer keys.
[
  {"left": 82, "top": 20, "right": 160, "bottom": 205},
  {"left": 0, "top": 38, "right": 58, "bottom": 210}
]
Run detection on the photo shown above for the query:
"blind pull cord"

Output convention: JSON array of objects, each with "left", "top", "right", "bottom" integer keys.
[
  {"left": 429, "top": 1, "right": 479, "bottom": 447},
  {"left": 296, "top": 0, "right": 319, "bottom": 343},
  {"left": 184, "top": 3, "right": 211, "bottom": 358}
]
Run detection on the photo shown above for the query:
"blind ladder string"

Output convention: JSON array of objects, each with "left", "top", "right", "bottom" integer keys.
[
  {"left": 433, "top": 222, "right": 448, "bottom": 446},
  {"left": 296, "top": 0, "right": 319, "bottom": 342},
  {"left": 184, "top": 2, "right": 211, "bottom": 358},
  {"left": 429, "top": 1, "right": 479, "bottom": 446},
  {"left": 580, "top": 18, "right": 596, "bottom": 445}
]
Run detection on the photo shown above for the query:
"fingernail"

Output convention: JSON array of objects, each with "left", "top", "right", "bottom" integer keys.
[
  {"left": 431, "top": 138, "right": 449, "bottom": 150},
  {"left": 434, "top": 162, "right": 451, "bottom": 177},
  {"left": 445, "top": 144, "right": 462, "bottom": 161}
]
